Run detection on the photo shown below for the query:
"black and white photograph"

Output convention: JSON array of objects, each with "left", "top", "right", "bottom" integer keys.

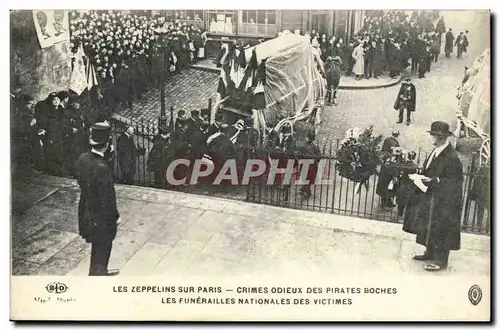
[{"left": 9, "top": 7, "right": 491, "bottom": 321}]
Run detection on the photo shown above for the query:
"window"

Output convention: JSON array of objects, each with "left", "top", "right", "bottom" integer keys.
[
  {"left": 207, "top": 10, "right": 236, "bottom": 34},
  {"left": 241, "top": 10, "right": 276, "bottom": 24},
  {"left": 239, "top": 10, "right": 277, "bottom": 37},
  {"left": 174, "top": 10, "right": 204, "bottom": 21}
]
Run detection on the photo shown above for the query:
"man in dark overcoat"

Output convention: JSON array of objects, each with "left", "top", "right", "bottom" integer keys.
[
  {"left": 445, "top": 28, "right": 454, "bottom": 57},
  {"left": 376, "top": 130, "right": 400, "bottom": 208},
  {"left": 74, "top": 122, "right": 120, "bottom": 276},
  {"left": 403, "top": 121, "right": 463, "bottom": 271},
  {"left": 117, "top": 125, "right": 138, "bottom": 185},
  {"left": 394, "top": 76, "right": 416, "bottom": 125}
]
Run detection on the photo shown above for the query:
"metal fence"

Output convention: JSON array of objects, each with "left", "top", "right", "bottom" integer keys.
[{"left": 109, "top": 118, "right": 490, "bottom": 236}]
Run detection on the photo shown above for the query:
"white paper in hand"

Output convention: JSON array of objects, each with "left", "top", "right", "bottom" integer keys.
[{"left": 408, "top": 174, "right": 429, "bottom": 193}]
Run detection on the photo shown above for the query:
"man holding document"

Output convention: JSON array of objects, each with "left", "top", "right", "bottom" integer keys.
[{"left": 402, "top": 121, "right": 463, "bottom": 272}]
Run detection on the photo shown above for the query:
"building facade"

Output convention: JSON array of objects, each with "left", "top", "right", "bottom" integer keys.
[{"left": 162, "top": 10, "right": 365, "bottom": 43}]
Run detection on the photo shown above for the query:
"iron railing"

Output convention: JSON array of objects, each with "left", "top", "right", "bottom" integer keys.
[{"left": 108, "top": 117, "right": 490, "bottom": 235}]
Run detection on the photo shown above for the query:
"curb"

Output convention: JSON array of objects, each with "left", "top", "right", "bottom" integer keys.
[
  {"left": 190, "top": 64, "right": 403, "bottom": 90},
  {"left": 338, "top": 75, "right": 402, "bottom": 90}
]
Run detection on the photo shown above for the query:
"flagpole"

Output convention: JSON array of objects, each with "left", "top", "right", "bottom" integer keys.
[{"left": 85, "top": 56, "right": 91, "bottom": 123}]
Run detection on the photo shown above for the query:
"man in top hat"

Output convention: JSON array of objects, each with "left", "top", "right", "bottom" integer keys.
[
  {"left": 74, "top": 122, "right": 120, "bottom": 276},
  {"left": 394, "top": 76, "right": 416, "bottom": 125},
  {"left": 403, "top": 121, "right": 463, "bottom": 271}
]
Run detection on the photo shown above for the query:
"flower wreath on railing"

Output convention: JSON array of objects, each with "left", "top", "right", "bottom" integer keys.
[{"left": 336, "top": 126, "right": 383, "bottom": 183}]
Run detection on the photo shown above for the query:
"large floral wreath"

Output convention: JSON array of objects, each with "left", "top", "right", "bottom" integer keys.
[{"left": 336, "top": 126, "right": 383, "bottom": 182}]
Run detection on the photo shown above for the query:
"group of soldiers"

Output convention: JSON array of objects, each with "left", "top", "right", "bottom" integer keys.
[{"left": 70, "top": 10, "right": 208, "bottom": 120}]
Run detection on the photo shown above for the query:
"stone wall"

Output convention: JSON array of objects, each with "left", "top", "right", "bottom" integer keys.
[{"left": 10, "top": 10, "right": 72, "bottom": 101}]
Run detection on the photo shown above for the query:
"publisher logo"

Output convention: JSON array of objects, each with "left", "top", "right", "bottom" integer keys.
[
  {"left": 468, "top": 285, "right": 482, "bottom": 306},
  {"left": 46, "top": 282, "right": 68, "bottom": 294}
]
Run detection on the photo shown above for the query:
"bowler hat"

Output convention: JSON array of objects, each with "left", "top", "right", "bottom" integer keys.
[
  {"left": 427, "top": 121, "right": 453, "bottom": 136},
  {"left": 89, "top": 122, "right": 111, "bottom": 145}
]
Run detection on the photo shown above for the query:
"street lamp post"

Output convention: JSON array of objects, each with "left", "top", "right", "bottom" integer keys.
[{"left": 154, "top": 27, "right": 169, "bottom": 124}]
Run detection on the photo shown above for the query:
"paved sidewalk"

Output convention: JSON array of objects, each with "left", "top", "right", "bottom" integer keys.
[{"left": 11, "top": 171, "right": 490, "bottom": 277}]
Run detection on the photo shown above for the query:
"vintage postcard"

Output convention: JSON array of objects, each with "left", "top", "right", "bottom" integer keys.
[{"left": 10, "top": 8, "right": 491, "bottom": 321}]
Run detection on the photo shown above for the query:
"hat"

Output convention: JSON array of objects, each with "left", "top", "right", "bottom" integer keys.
[
  {"left": 332, "top": 56, "right": 342, "bottom": 64},
  {"left": 89, "top": 122, "right": 111, "bottom": 145},
  {"left": 427, "top": 121, "right": 453, "bottom": 137},
  {"left": 392, "top": 130, "right": 400, "bottom": 137},
  {"left": 57, "top": 90, "right": 70, "bottom": 100},
  {"left": 214, "top": 113, "right": 224, "bottom": 122}
]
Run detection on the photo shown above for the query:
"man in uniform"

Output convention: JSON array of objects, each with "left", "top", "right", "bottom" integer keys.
[
  {"left": 394, "top": 76, "right": 416, "bottom": 125},
  {"left": 74, "top": 122, "right": 120, "bottom": 276},
  {"left": 403, "top": 121, "right": 463, "bottom": 271}
]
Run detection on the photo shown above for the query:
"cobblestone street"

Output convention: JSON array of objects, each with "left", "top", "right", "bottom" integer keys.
[
  {"left": 317, "top": 11, "right": 490, "bottom": 165},
  {"left": 116, "top": 68, "right": 219, "bottom": 122}
]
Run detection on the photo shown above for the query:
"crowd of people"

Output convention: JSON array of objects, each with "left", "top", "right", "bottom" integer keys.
[
  {"left": 11, "top": 90, "right": 89, "bottom": 177},
  {"left": 12, "top": 10, "right": 473, "bottom": 181},
  {"left": 307, "top": 11, "right": 469, "bottom": 80},
  {"left": 69, "top": 10, "right": 208, "bottom": 119}
]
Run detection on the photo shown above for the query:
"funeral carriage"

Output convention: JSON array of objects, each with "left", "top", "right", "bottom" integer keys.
[{"left": 211, "top": 32, "right": 326, "bottom": 146}]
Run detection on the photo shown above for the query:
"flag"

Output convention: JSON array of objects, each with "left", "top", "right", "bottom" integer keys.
[
  {"left": 86, "top": 60, "right": 98, "bottom": 90},
  {"left": 69, "top": 45, "right": 87, "bottom": 95}
]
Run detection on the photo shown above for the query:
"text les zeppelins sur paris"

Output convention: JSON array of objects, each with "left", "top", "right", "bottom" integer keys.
[{"left": 112, "top": 286, "right": 398, "bottom": 305}]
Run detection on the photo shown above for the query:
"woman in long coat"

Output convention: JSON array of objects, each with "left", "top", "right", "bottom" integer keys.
[{"left": 352, "top": 42, "right": 365, "bottom": 80}]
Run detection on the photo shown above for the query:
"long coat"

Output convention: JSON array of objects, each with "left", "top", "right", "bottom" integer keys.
[
  {"left": 394, "top": 83, "right": 416, "bottom": 112},
  {"left": 445, "top": 32, "right": 454, "bottom": 54},
  {"left": 403, "top": 143, "right": 463, "bottom": 251},
  {"left": 117, "top": 133, "right": 137, "bottom": 178},
  {"left": 75, "top": 152, "right": 120, "bottom": 243},
  {"left": 352, "top": 45, "right": 365, "bottom": 76}
]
